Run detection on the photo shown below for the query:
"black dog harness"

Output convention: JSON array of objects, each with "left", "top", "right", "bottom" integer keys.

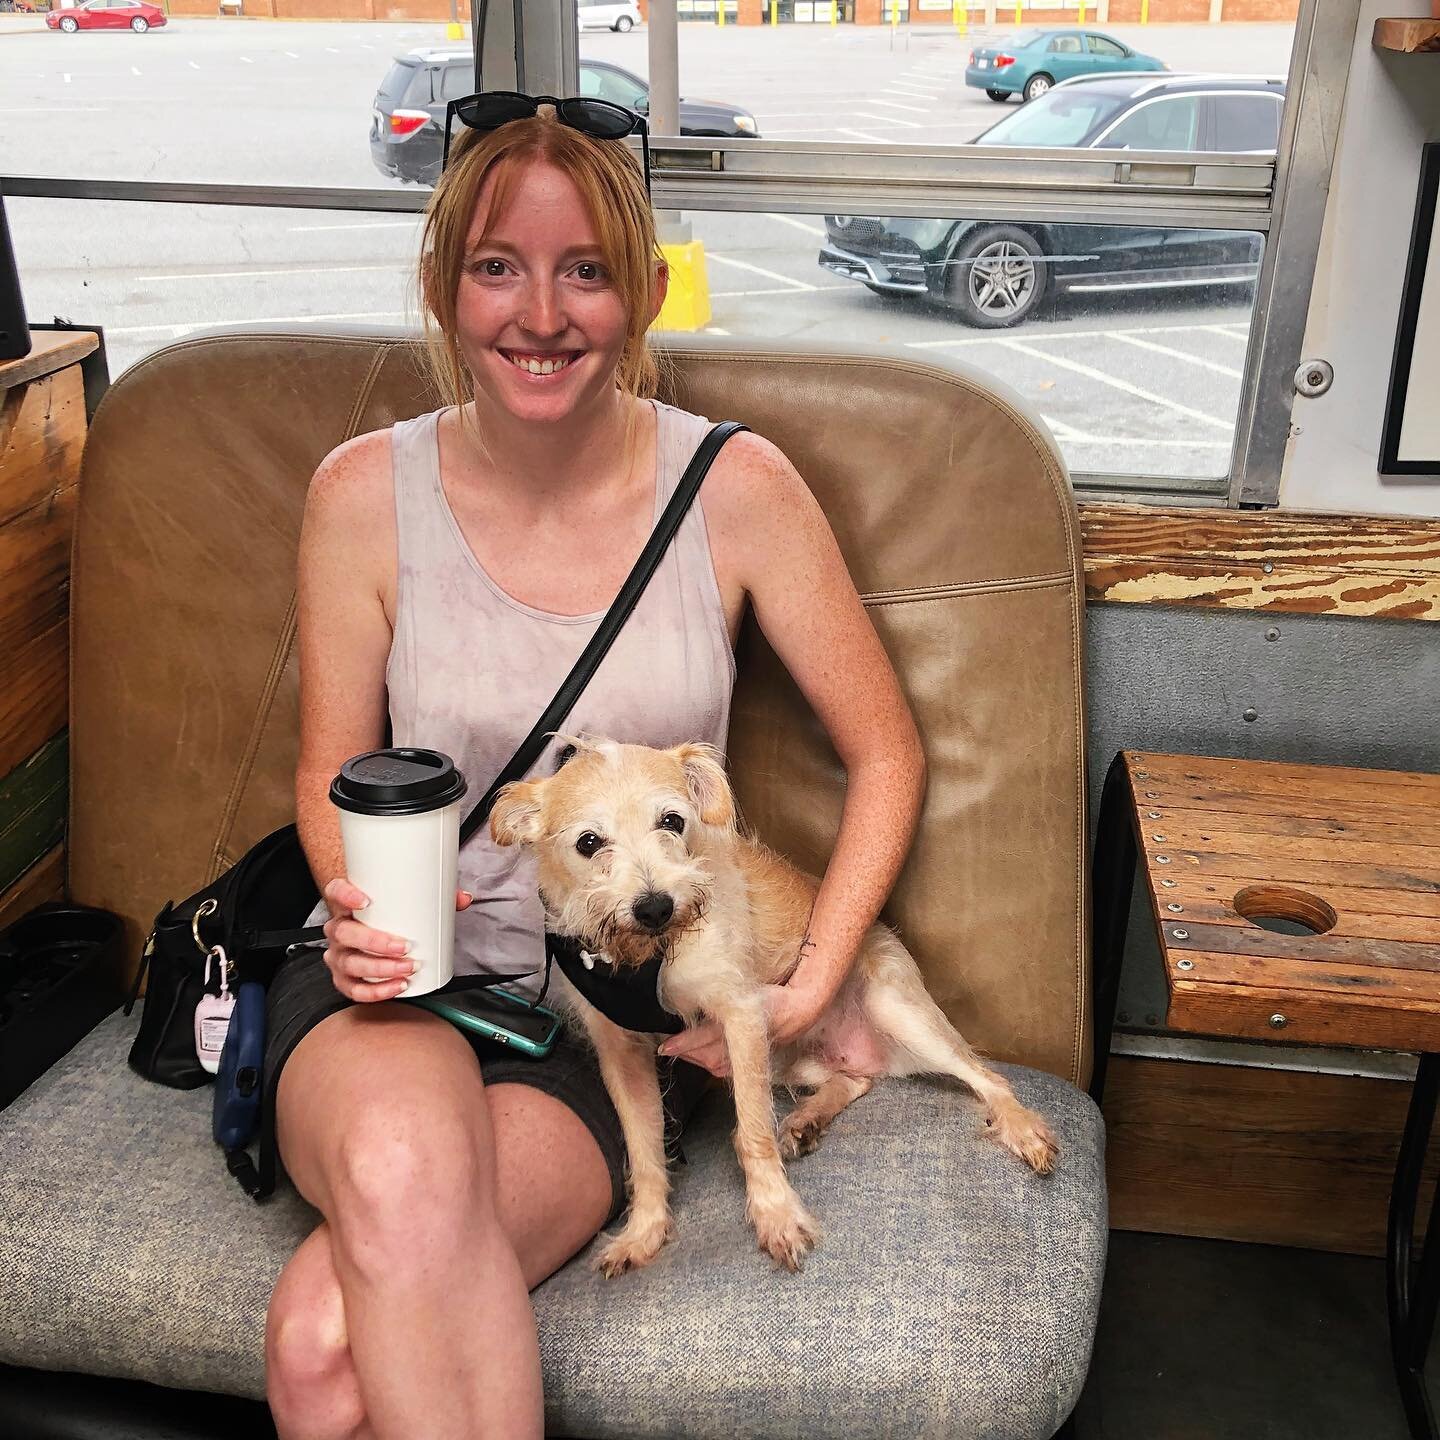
[{"left": 543, "top": 932, "right": 686, "bottom": 1036}]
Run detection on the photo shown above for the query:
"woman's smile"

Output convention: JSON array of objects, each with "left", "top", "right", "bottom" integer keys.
[{"left": 498, "top": 348, "right": 585, "bottom": 379}]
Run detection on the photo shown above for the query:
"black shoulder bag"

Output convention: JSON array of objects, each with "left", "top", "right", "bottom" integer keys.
[{"left": 124, "top": 422, "right": 748, "bottom": 1181}]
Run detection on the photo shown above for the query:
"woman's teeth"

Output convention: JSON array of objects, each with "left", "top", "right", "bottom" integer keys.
[{"left": 509, "top": 353, "right": 573, "bottom": 375}]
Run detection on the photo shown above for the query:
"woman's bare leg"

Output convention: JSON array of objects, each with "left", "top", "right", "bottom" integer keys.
[{"left": 265, "top": 1008, "right": 612, "bottom": 1440}]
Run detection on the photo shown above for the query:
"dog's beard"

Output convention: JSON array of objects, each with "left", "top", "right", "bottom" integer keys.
[{"left": 548, "top": 873, "right": 712, "bottom": 969}]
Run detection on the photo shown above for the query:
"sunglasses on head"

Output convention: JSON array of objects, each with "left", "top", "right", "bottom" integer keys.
[{"left": 442, "top": 91, "right": 651, "bottom": 193}]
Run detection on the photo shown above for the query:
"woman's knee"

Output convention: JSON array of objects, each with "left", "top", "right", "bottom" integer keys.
[
  {"left": 267, "top": 1235, "right": 365, "bottom": 1439},
  {"left": 280, "top": 1008, "right": 499, "bottom": 1263}
]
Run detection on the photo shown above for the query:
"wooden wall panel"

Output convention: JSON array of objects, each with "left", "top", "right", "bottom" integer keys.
[{"left": 1080, "top": 502, "right": 1440, "bottom": 620}]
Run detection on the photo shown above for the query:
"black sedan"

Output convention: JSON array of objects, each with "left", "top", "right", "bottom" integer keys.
[
  {"left": 372, "top": 51, "right": 759, "bottom": 187},
  {"left": 819, "top": 74, "right": 1283, "bottom": 328}
]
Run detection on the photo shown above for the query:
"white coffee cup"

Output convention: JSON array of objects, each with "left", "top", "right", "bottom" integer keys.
[{"left": 330, "top": 748, "right": 469, "bottom": 997}]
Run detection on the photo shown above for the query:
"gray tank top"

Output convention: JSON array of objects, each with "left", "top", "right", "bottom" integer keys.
[{"left": 384, "top": 400, "right": 735, "bottom": 997}]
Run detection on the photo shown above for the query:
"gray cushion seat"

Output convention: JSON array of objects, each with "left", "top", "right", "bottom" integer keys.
[{"left": 0, "top": 1013, "right": 1106, "bottom": 1440}]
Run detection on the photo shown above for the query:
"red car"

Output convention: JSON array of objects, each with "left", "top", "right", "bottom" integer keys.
[{"left": 47, "top": 0, "right": 167, "bottom": 31}]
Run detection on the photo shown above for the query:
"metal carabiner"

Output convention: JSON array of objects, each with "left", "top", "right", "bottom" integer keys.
[{"left": 191, "top": 898, "right": 219, "bottom": 956}]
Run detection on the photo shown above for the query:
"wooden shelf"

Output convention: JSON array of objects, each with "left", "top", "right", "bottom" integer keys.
[
  {"left": 0, "top": 329, "right": 98, "bottom": 392},
  {"left": 1373, "top": 17, "right": 1440, "bottom": 52}
]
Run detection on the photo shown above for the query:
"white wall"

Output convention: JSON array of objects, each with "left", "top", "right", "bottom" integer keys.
[{"left": 1279, "top": 0, "right": 1440, "bottom": 517}]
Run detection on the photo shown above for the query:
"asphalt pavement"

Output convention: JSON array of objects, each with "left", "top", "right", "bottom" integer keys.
[{"left": 3, "top": 16, "right": 1296, "bottom": 482}]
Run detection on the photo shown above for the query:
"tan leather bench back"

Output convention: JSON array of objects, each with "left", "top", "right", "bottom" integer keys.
[{"left": 69, "top": 334, "right": 1090, "bottom": 1086}]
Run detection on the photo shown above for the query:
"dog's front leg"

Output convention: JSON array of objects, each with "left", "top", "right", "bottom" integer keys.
[
  {"left": 576, "top": 1008, "right": 675, "bottom": 1277},
  {"left": 719, "top": 1001, "right": 821, "bottom": 1272}
]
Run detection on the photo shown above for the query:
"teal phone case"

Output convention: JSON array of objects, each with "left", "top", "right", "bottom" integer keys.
[{"left": 409, "top": 987, "right": 561, "bottom": 1059}]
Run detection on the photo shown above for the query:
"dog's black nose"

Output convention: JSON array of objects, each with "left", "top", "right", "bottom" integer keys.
[{"left": 632, "top": 892, "right": 675, "bottom": 932}]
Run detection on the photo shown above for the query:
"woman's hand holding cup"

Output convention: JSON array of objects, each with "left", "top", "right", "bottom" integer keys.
[{"left": 321, "top": 879, "right": 474, "bottom": 1003}]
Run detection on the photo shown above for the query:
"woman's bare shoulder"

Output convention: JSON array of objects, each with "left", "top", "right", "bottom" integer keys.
[
  {"left": 699, "top": 427, "right": 823, "bottom": 551},
  {"left": 306, "top": 426, "right": 395, "bottom": 519}
]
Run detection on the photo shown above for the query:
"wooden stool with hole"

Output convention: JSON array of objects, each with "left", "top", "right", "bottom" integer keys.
[{"left": 1089, "top": 750, "right": 1440, "bottom": 1440}]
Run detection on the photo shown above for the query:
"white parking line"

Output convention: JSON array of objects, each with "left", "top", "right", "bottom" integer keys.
[
  {"left": 1207, "top": 324, "right": 1250, "bottom": 340},
  {"left": 188, "top": 61, "right": 200, "bottom": 70},
  {"left": 871, "top": 97, "right": 930, "bottom": 111},
  {"left": 134, "top": 263, "right": 410, "bottom": 282},
  {"left": 131, "top": 66, "right": 140, "bottom": 76},
  {"left": 997, "top": 338, "right": 1234, "bottom": 429},
  {"left": 711, "top": 284, "right": 853, "bottom": 297},
  {"left": 764, "top": 212, "right": 825, "bottom": 237},
  {"left": 288, "top": 219, "right": 421, "bottom": 232},
  {"left": 240, "top": 56, "right": 253, "bottom": 63},
  {"left": 907, "top": 321, "right": 1250, "bottom": 348},
  {"left": 837, "top": 127, "right": 889, "bottom": 143},
  {"left": 284, "top": 49, "right": 300, "bottom": 58},
  {"left": 855, "top": 111, "right": 922, "bottom": 128},
  {"left": 1106, "top": 332, "right": 1244, "bottom": 379},
  {"left": 106, "top": 309, "right": 410, "bottom": 339},
  {"left": 707, "top": 253, "right": 813, "bottom": 290}
]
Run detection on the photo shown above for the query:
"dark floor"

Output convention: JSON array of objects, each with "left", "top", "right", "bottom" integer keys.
[{"left": 1074, "top": 1230, "right": 1410, "bottom": 1440}]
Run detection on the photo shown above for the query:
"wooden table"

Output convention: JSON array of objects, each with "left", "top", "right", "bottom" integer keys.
[{"left": 1090, "top": 750, "right": 1440, "bottom": 1440}]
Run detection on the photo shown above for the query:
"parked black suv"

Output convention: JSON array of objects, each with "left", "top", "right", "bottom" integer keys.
[
  {"left": 819, "top": 74, "right": 1283, "bottom": 328},
  {"left": 371, "top": 51, "right": 760, "bottom": 186}
]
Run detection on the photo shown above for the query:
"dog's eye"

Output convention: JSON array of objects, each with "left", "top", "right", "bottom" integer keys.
[
  {"left": 658, "top": 812, "right": 686, "bottom": 835},
  {"left": 575, "top": 832, "right": 605, "bottom": 858}
]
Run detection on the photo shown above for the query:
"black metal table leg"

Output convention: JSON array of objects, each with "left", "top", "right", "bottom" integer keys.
[
  {"left": 1088, "top": 752, "right": 1137, "bottom": 1107},
  {"left": 1389, "top": 1053, "right": 1440, "bottom": 1440}
]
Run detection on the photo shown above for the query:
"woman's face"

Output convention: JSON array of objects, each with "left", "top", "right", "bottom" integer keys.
[{"left": 454, "top": 158, "right": 642, "bottom": 427}]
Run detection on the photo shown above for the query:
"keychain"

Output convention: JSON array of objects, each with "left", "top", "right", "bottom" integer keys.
[{"left": 194, "top": 945, "right": 236, "bottom": 1075}]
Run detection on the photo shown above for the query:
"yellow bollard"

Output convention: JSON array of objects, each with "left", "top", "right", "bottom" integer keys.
[
  {"left": 444, "top": 19, "right": 464, "bottom": 37},
  {"left": 770, "top": 0, "right": 776, "bottom": 20},
  {"left": 957, "top": 0, "right": 967, "bottom": 29},
  {"left": 1013, "top": 0, "right": 1020, "bottom": 20},
  {"left": 654, "top": 241, "right": 712, "bottom": 332},
  {"left": 1140, "top": 0, "right": 1148, "bottom": 19},
  {"left": 890, "top": 0, "right": 897, "bottom": 26},
  {"left": 831, "top": 0, "right": 837, "bottom": 21},
  {"left": 1077, "top": 0, "right": 1084, "bottom": 20},
  {"left": 717, "top": 0, "right": 724, "bottom": 24}
]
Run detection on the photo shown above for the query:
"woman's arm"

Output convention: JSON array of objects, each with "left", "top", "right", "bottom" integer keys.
[
  {"left": 295, "top": 432, "right": 395, "bottom": 890},
  {"left": 660, "top": 434, "right": 926, "bottom": 1073},
  {"left": 296, "top": 432, "right": 455, "bottom": 1003}
]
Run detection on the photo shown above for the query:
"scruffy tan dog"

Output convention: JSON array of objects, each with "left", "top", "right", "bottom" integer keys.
[{"left": 490, "top": 737, "right": 1058, "bottom": 1276}]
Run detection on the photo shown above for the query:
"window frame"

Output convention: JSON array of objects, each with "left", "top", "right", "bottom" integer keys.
[{"left": 0, "top": 0, "right": 1358, "bottom": 507}]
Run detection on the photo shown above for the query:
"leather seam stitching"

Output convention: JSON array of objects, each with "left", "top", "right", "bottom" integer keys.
[
  {"left": 208, "top": 342, "right": 390, "bottom": 880},
  {"left": 861, "top": 572, "right": 1072, "bottom": 604}
]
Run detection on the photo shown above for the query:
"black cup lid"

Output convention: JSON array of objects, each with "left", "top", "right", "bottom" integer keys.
[{"left": 330, "top": 748, "right": 468, "bottom": 817}]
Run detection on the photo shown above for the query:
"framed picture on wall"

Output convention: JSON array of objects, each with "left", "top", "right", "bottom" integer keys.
[{"left": 1380, "top": 141, "right": 1440, "bottom": 477}]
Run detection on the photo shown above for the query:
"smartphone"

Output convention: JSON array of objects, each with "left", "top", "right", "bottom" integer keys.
[{"left": 408, "top": 985, "right": 562, "bottom": 1059}]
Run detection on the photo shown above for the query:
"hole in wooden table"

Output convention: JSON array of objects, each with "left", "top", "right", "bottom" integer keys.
[{"left": 1233, "top": 885, "right": 1339, "bottom": 936}]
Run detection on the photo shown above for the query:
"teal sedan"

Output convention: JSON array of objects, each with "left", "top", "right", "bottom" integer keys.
[{"left": 965, "top": 29, "right": 1167, "bottom": 104}]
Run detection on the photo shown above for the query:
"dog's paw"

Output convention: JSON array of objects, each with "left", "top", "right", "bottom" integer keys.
[
  {"left": 592, "top": 1211, "right": 676, "bottom": 1278},
  {"left": 778, "top": 1112, "right": 828, "bottom": 1161},
  {"left": 988, "top": 1103, "right": 1060, "bottom": 1175},
  {"left": 751, "top": 1200, "right": 822, "bottom": 1273}
]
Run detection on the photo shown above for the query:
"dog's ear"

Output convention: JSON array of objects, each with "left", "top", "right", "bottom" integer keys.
[
  {"left": 490, "top": 780, "right": 544, "bottom": 847},
  {"left": 671, "top": 743, "right": 735, "bottom": 829}
]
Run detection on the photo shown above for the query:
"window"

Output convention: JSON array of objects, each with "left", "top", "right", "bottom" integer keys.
[
  {"left": 1086, "top": 34, "right": 1126, "bottom": 58},
  {"left": 974, "top": 92, "right": 1130, "bottom": 149},
  {"left": 1213, "top": 94, "right": 1282, "bottom": 153},
  {"left": 1047, "top": 36, "right": 1083, "bottom": 55},
  {"left": 440, "top": 62, "right": 476, "bottom": 103},
  {"left": 1099, "top": 98, "right": 1201, "bottom": 153},
  {"left": 578, "top": 61, "right": 648, "bottom": 110}
]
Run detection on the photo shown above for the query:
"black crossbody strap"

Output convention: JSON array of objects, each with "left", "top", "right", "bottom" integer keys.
[
  {"left": 260, "top": 420, "right": 747, "bottom": 958},
  {"left": 458, "top": 419, "right": 748, "bottom": 847}
]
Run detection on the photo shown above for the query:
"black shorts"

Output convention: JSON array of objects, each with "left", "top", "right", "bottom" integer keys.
[{"left": 261, "top": 952, "right": 713, "bottom": 1222}]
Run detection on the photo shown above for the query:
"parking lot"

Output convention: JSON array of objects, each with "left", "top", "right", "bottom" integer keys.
[{"left": 2, "top": 16, "right": 1295, "bottom": 481}]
